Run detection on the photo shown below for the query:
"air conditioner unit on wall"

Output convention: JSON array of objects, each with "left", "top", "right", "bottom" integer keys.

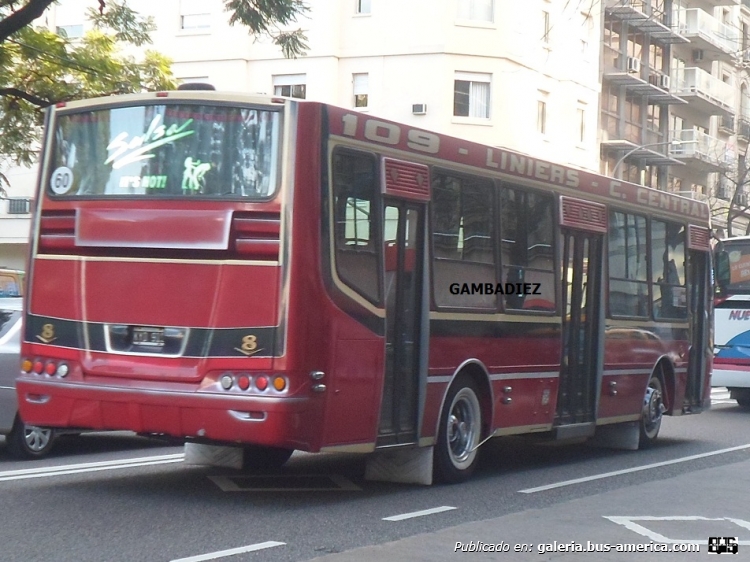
[
  {"left": 659, "top": 75, "right": 670, "bottom": 90},
  {"left": 693, "top": 49, "right": 704, "bottom": 62},
  {"left": 412, "top": 103, "right": 427, "bottom": 115},
  {"left": 627, "top": 56, "right": 641, "bottom": 74}
]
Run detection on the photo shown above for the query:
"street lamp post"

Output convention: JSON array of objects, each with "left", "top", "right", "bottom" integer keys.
[{"left": 611, "top": 140, "right": 689, "bottom": 180}]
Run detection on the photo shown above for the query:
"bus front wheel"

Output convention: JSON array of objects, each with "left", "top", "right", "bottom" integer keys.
[
  {"left": 241, "top": 445, "right": 293, "bottom": 472},
  {"left": 433, "top": 376, "right": 482, "bottom": 483},
  {"left": 639, "top": 374, "right": 664, "bottom": 448}
]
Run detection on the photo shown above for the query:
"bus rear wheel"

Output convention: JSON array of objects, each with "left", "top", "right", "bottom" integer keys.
[
  {"left": 241, "top": 445, "right": 293, "bottom": 472},
  {"left": 639, "top": 374, "right": 664, "bottom": 449},
  {"left": 434, "top": 376, "right": 482, "bottom": 483}
]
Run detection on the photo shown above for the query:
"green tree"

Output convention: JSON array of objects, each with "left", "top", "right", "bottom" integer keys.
[{"left": 0, "top": 0, "right": 309, "bottom": 189}]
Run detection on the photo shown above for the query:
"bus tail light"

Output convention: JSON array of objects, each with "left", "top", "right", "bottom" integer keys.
[
  {"left": 23, "top": 357, "right": 70, "bottom": 378},
  {"left": 212, "top": 372, "right": 287, "bottom": 394},
  {"left": 237, "top": 374, "right": 251, "bottom": 390}
]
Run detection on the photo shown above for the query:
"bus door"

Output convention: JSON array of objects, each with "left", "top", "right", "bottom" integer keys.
[
  {"left": 377, "top": 201, "right": 424, "bottom": 445},
  {"left": 685, "top": 229, "right": 712, "bottom": 408},
  {"left": 555, "top": 197, "right": 607, "bottom": 437},
  {"left": 376, "top": 159, "right": 429, "bottom": 447}
]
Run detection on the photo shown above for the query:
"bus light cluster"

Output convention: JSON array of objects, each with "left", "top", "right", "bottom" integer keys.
[
  {"left": 219, "top": 372, "right": 287, "bottom": 394},
  {"left": 22, "top": 358, "right": 69, "bottom": 378}
]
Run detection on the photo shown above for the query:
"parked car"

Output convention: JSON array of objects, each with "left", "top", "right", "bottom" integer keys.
[{"left": 0, "top": 293, "right": 58, "bottom": 458}]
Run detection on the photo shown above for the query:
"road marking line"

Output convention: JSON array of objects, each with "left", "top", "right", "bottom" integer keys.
[
  {"left": 519, "top": 443, "right": 750, "bottom": 493},
  {"left": 383, "top": 505, "right": 457, "bottom": 521},
  {"left": 170, "top": 541, "right": 285, "bottom": 562},
  {"left": 0, "top": 453, "right": 184, "bottom": 482},
  {"left": 604, "top": 516, "right": 750, "bottom": 545}
]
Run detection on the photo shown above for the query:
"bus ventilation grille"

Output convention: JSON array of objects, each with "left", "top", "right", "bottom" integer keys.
[
  {"left": 231, "top": 212, "right": 281, "bottom": 261},
  {"left": 39, "top": 210, "right": 76, "bottom": 251}
]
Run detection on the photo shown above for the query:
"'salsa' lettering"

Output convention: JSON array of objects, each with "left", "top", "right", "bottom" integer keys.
[{"left": 106, "top": 114, "right": 194, "bottom": 170}]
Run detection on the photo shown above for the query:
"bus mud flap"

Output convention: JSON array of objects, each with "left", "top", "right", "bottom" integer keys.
[
  {"left": 588, "top": 422, "right": 639, "bottom": 451},
  {"left": 184, "top": 442, "right": 243, "bottom": 469},
  {"left": 365, "top": 446, "right": 433, "bottom": 486}
]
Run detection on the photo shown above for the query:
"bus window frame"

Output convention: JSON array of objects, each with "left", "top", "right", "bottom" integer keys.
[
  {"left": 429, "top": 166, "right": 499, "bottom": 314},
  {"left": 46, "top": 99, "right": 285, "bottom": 203}
]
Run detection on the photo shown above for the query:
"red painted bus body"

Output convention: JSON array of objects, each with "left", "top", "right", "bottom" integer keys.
[{"left": 17, "top": 91, "right": 712, "bottom": 482}]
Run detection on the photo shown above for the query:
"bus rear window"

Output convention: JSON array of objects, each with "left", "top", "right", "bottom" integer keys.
[{"left": 48, "top": 103, "right": 281, "bottom": 199}]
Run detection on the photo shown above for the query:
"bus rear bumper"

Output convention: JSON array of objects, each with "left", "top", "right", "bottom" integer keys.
[
  {"left": 711, "top": 365, "right": 750, "bottom": 389},
  {"left": 16, "top": 378, "right": 315, "bottom": 450}
]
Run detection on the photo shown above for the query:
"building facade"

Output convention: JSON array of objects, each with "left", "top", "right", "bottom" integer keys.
[{"left": 6, "top": 0, "right": 750, "bottom": 266}]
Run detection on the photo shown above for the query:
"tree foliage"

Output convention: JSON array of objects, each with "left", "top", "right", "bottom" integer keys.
[
  {"left": 0, "top": 0, "right": 309, "bottom": 190},
  {"left": 225, "top": 0, "right": 309, "bottom": 59},
  {"left": 0, "top": 0, "right": 175, "bottom": 190},
  {"left": 714, "top": 144, "right": 750, "bottom": 238}
]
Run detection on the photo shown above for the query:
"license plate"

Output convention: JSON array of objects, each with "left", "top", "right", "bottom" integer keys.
[{"left": 131, "top": 326, "right": 165, "bottom": 347}]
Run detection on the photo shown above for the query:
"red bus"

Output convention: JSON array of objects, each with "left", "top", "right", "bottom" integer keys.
[{"left": 17, "top": 90, "right": 712, "bottom": 484}]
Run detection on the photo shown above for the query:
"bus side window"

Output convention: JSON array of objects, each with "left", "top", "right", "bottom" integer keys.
[
  {"left": 651, "top": 220, "right": 687, "bottom": 320},
  {"left": 500, "top": 186, "right": 556, "bottom": 312},
  {"left": 608, "top": 211, "right": 649, "bottom": 317},
  {"left": 431, "top": 171, "right": 495, "bottom": 309},
  {"left": 332, "top": 150, "right": 381, "bottom": 304}
]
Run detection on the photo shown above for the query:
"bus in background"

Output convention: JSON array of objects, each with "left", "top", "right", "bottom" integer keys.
[
  {"left": 17, "top": 90, "right": 712, "bottom": 484},
  {"left": 714, "top": 236, "right": 750, "bottom": 407}
]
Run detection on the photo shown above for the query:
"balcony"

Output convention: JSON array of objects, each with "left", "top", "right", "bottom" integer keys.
[
  {"left": 671, "top": 67, "right": 735, "bottom": 116},
  {"left": 603, "top": 52, "right": 687, "bottom": 105},
  {"left": 669, "top": 129, "right": 731, "bottom": 172},
  {"left": 605, "top": 0, "right": 689, "bottom": 44},
  {"left": 675, "top": 9, "right": 740, "bottom": 61}
]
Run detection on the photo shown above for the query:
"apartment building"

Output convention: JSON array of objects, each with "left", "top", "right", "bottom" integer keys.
[
  {"left": 0, "top": 0, "right": 606, "bottom": 267},
  {"left": 600, "top": 0, "right": 750, "bottom": 233}
]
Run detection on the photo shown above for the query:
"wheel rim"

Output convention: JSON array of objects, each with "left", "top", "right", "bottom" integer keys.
[
  {"left": 446, "top": 387, "right": 480, "bottom": 469},
  {"left": 24, "top": 425, "right": 52, "bottom": 453},
  {"left": 642, "top": 378, "right": 663, "bottom": 439}
]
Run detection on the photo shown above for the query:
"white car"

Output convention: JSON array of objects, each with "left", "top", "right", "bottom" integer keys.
[{"left": 0, "top": 298, "right": 58, "bottom": 458}]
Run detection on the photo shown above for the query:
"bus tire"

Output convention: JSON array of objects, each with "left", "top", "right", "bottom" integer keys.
[
  {"left": 639, "top": 373, "right": 664, "bottom": 449},
  {"left": 241, "top": 445, "right": 294, "bottom": 472},
  {"left": 433, "top": 376, "right": 482, "bottom": 484},
  {"left": 6, "top": 415, "right": 56, "bottom": 459}
]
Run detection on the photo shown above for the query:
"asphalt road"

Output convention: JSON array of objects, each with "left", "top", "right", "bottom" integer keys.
[{"left": 0, "top": 389, "right": 748, "bottom": 562}]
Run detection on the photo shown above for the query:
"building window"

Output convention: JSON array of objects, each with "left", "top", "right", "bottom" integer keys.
[
  {"left": 273, "top": 74, "right": 307, "bottom": 99},
  {"left": 542, "top": 10, "right": 551, "bottom": 43},
  {"left": 454, "top": 72, "right": 490, "bottom": 118},
  {"left": 457, "top": 0, "right": 494, "bottom": 22},
  {"left": 353, "top": 73, "right": 369, "bottom": 108},
  {"left": 577, "top": 106, "right": 586, "bottom": 143},
  {"left": 537, "top": 98, "right": 547, "bottom": 135},
  {"left": 180, "top": 0, "right": 211, "bottom": 30},
  {"left": 56, "top": 24, "right": 84, "bottom": 38},
  {"left": 356, "top": 0, "right": 371, "bottom": 14}
]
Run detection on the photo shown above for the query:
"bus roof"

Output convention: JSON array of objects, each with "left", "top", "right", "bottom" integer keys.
[{"left": 49, "top": 90, "right": 711, "bottom": 227}]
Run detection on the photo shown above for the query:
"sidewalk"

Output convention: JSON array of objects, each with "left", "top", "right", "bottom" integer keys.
[{"left": 310, "top": 458, "right": 750, "bottom": 561}]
